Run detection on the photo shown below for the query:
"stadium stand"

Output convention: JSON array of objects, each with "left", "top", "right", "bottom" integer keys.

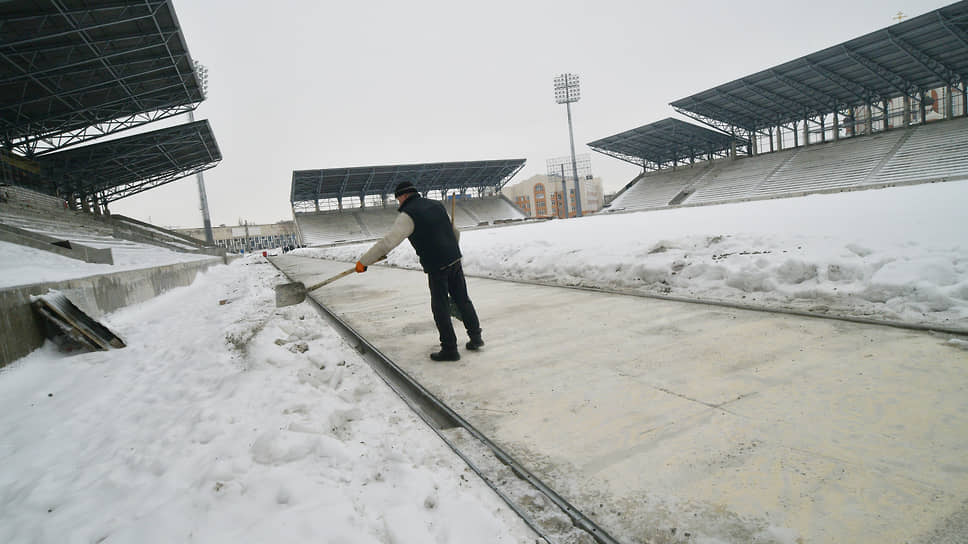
[
  {"left": 290, "top": 160, "right": 527, "bottom": 246},
  {"left": 870, "top": 117, "right": 968, "bottom": 185},
  {"left": 608, "top": 164, "right": 713, "bottom": 210},
  {"left": 606, "top": 117, "right": 968, "bottom": 212},
  {"left": 295, "top": 212, "right": 367, "bottom": 246},
  {"left": 0, "top": 186, "right": 214, "bottom": 257},
  {"left": 752, "top": 130, "right": 907, "bottom": 197},
  {"left": 682, "top": 150, "right": 795, "bottom": 205},
  {"left": 594, "top": 2, "right": 968, "bottom": 213},
  {"left": 293, "top": 195, "right": 527, "bottom": 247},
  {"left": 457, "top": 195, "right": 526, "bottom": 225},
  {"left": 1, "top": 1, "right": 226, "bottom": 367},
  {"left": 355, "top": 208, "right": 399, "bottom": 236}
]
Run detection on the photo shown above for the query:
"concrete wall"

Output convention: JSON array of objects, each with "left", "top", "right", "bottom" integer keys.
[{"left": 0, "top": 257, "right": 224, "bottom": 367}]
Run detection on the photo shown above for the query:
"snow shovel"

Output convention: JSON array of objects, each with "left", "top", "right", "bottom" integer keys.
[{"left": 274, "top": 256, "right": 385, "bottom": 307}]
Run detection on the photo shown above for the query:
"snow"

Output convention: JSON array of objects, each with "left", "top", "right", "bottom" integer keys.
[
  {"left": 294, "top": 181, "right": 968, "bottom": 331},
  {"left": 0, "top": 258, "right": 535, "bottom": 543},
  {"left": 0, "top": 239, "right": 216, "bottom": 289},
  {"left": 1, "top": 181, "right": 966, "bottom": 543}
]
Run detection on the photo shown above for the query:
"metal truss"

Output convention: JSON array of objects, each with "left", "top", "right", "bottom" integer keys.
[
  {"left": 887, "top": 30, "right": 963, "bottom": 86},
  {"left": 41, "top": 120, "right": 219, "bottom": 201},
  {"left": 99, "top": 161, "right": 217, "bottom": 203},
  {"left": 290, "top": 160, "right": 527, "bottom": 205},
  {"left": 841, "top": 46, "right": 919, "bottom": 97},
  {"left": 1, "top": 0, "right": 202, "bottom": 156},
  {"left": 672, "top": 109, "right": 751, "bottom": 147},
  {"left": 936, "top": 10, "right": 968, "bottom": 51},
  {"left": 10, "top": 102, "right": 198, "bottom": 157},
  {"left": 766, "top": 69, "right": 836, "bottom": 115}
]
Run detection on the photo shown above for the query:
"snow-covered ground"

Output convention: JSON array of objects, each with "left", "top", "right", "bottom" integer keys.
[
  {"left": 1, "top": 181, "right": 966, "bottom": 543},
  {"left": 0, "top": 257, "right": 536, "bottom": 543},
  {"left": 0, "top": 239, "right": 216, "bottom": 289},
  {"left": 295, "top": 181, "right": 968, "bottom": 331}
]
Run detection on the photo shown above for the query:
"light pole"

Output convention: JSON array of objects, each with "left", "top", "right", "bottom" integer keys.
[
  {"left": 554, "top": 73, "right": 582, "bottom": 217},
  {"left": 191, "top": 61, "right": 215, "bottom": 244}
]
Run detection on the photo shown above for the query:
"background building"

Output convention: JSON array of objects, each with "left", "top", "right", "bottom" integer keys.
[
  {"left": 178, "top": 221, "right": 297, "bottom": 253},
  {"left": 502, "top": 173, "right": 604, "bottom": 218}
]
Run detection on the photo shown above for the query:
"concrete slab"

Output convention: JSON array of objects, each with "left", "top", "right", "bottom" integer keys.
[{"left": 271, "top": 255, "right": 968, "bottom": 543}]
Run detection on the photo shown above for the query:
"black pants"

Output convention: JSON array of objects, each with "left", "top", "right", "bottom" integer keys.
[{"left": 427, "top": 261, "right": 481, "bottom": 350}]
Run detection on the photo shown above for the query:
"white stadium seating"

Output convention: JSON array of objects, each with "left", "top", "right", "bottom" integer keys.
[
  {"left": 605, "top": 117, "right": 968, "bottom": 212},
  {"left": 869, "top": 117, "right": 968, "bottom": 185},
  {"left": 294, "top": 195, "right": 527, "bottom": 247}
]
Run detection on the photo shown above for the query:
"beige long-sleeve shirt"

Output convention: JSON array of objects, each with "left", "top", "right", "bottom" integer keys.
[{"left": 359, "top": 213, "right": 460, "bottom": 266}]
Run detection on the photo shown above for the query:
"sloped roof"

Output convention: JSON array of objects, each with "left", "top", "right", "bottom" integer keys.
[{"left": 291, "top": 159, "right": 526, "bottom": 202}]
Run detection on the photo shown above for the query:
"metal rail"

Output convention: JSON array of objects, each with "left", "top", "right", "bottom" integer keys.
[
  {"left": 477, "top": 274, "right": 968, "bottom": 337},
  {"left": 268, "top": 259, "right": 623, "bottom": 544}
]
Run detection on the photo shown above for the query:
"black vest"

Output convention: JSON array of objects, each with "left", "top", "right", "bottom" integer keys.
[{"left": 398, "top": 195, "right": 461, "bottom": 272}]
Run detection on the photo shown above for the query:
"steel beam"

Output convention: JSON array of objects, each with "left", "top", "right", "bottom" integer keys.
[
  {"left": 767, "top": 69, "right": 836, "bottom": 112},
  {"left": 737, "top": 78, "right": 815, "bottom": 122},
  {"left": 936, "top": 11, "right": 968, "bottom": 50},
  {"left": 802, "top": 59, "right": 877, "bottom": 105},
  {"left": 842, "top": 45, "right": 918, "bottom": 96},
  {"left": 887, "top": 30, "right": 962, "bottom": 85}
]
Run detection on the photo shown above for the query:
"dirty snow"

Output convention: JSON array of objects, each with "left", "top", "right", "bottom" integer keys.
[
  {"left": 0, "top": 258, "right": 536, "bottom": 543},
  {"left": 295, "top": 181, "right": 968, "bottom": 331}
]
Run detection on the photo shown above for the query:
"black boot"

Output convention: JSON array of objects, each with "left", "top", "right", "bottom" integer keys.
[
  {"left": 466, "top": 335, "right": 484, "bottom": 351},
  {"left": 430, "top": 348, "right": 460, "bottom": 361}
]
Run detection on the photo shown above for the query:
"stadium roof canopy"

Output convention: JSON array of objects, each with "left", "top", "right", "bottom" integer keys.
[
  {"left": 0, "top": 0, "right": 204, "bottom": 156},
  {"left": 587, "top": 118, "right": 736, "bottom": 170},
  {"left": 39, "top": 120, "right": 220, "bottom": 203},
  {"left": 291, "top": 159, "right": 527, "bottom": 203},
  {"left": 670, "top": 1, "right": 968, "bottom": 135}
]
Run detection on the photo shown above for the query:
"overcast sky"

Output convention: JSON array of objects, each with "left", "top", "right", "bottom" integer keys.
[{"left": 109, "top": 0, "right": 953, "bottom": 229}]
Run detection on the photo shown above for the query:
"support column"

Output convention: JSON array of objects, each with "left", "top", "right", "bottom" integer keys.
[
  {"left": 776, "top": 125, "right": 783, "bottom": 151},
  {"left": 962, "top": 82, "right": 967, "bottom": 117},
  {"left": 865, "top": 102, "right": 873, "bottom": 135},
  {"left": 768, "top": 127, "right": 774, "bottom": 152},
  {"left": 883, "top": 100, "right": 891, "bottom": 131},
  {"left": 793, "top": 122, "right": 799, "bottom": 147},
  {"left": 729, "top": 140, "right": 737, "bottom": 160},
  {"left": 919, "top": 92, "right": 927, "bottom": 125},
  {"left": 803, "top": 117, "right": 810, "bottom": 146},
  {"left": 92, "top": 194, "right": 101, "bottom": 216},
  {"left": 750, "top": 134, "right": 757, "bottom": 156},
  {"left": 80, "top": 195, "right": 90, "bottom": 213},
  {"left": 945, "top": 85, "right": 954, "bottom": 119},
  {"left": 820, "top": 116, "right": 826, "bottom": 143},
  {"left": 833, "top": 111, "right": 840, "bottom": 141},
  {"left": 903, "top": 95, "right": 911, "bottom": 127},
  {"left": 847, "top": 107, "right": 855, "bottom": 137}
]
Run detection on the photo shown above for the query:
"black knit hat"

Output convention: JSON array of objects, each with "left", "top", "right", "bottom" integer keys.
[{"left": 394, "top": 181, "right": 418, "bottom": 198}]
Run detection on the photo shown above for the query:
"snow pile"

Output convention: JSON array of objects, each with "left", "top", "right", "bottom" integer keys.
[
  {"left": 0, "top": 256, "right": 535, "bottom": 543},
  {"left": 294, "top": 181, "right": 968, "bottom": 330}
]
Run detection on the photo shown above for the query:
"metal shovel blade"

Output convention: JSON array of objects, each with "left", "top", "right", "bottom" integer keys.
[{"left": 275, "top": 281, "right": 308, "bottom": 307}]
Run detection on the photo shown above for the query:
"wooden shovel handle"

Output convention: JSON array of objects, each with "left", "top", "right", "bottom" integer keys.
[{"left": 305, "top": 255, "right": 387, "bottom": 292}]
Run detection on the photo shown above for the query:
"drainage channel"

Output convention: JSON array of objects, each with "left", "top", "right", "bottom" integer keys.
[{"left": 270, "top": 263, "right": 621, "bottom": 544}]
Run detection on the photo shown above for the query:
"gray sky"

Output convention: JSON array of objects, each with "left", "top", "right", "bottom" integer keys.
[{"left": 109, "top": 0, "right": 952, "bottom": 228}]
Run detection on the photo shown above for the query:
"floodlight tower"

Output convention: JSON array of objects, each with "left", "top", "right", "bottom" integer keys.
[
  {"left": 554, "top": 73, "right": 583, "bottom": 217},
  {"left": 190, "top": 61, "right": 214, "bottom": 244}
]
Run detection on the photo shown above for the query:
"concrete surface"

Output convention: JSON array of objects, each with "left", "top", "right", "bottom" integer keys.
[
  {"left": 0, "top": 257, "right": 223, "bottom": 367},
  {"left": 271, "top": 255, "right": 968, "bottom": 544}
]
